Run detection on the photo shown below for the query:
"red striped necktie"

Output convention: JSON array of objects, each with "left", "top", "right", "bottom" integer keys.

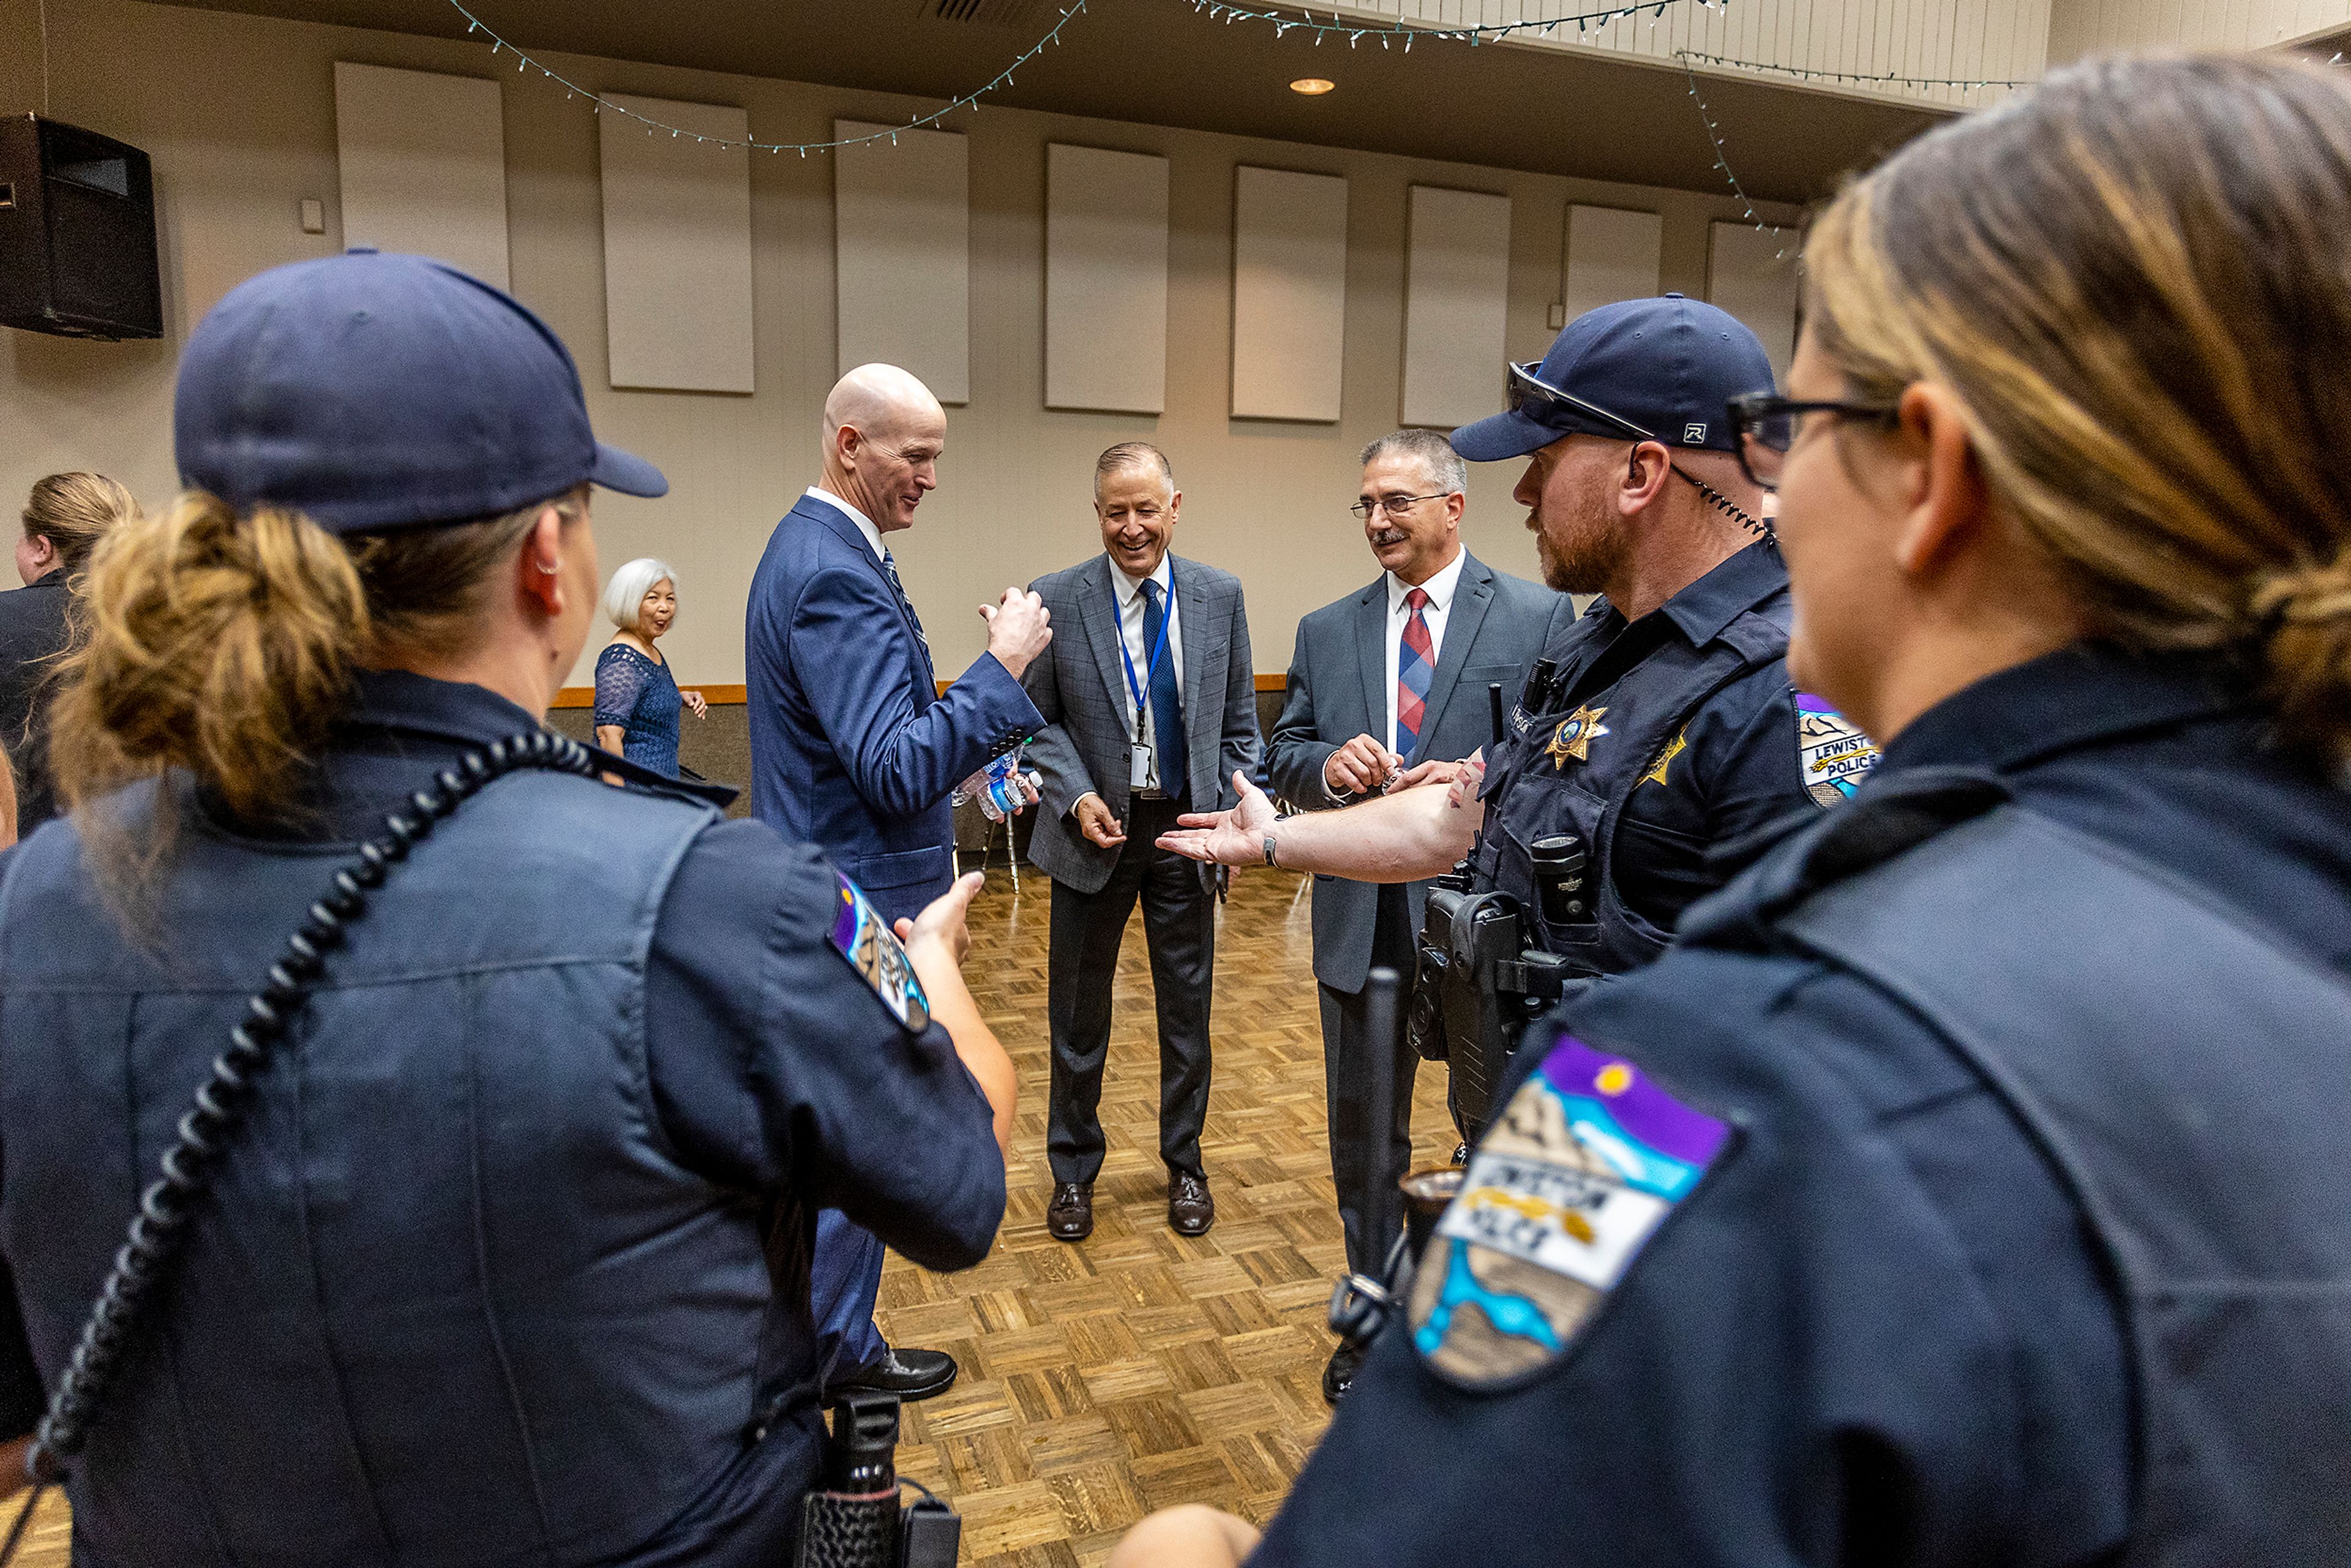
[{"left": 1397, "top": 587, "right": 1433, "bottom": 756}]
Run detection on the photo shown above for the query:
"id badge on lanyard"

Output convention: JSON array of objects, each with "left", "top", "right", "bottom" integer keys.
[{"left": 1120, "top": 587, "right": 1174, "bottom": 792}]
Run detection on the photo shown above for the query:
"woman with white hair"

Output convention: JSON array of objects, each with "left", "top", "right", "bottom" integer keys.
[{"left": 593, "top": 557, "right": 707, "bottom": 777}]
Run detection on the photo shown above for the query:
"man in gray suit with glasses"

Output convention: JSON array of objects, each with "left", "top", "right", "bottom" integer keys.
[
  {"left": 1267, "top": 429, "right": 1564, "bottom": 1403},
  {"left": 1021, "top": 443, "right": 1262, "bottom": 1247}
]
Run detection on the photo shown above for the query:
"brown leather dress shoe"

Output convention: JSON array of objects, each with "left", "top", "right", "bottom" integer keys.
[
  {"left": 1047, "top": 1181, "right": 1094, "bottom": 1242},
  {"left": 1168, "top": 1170, "right": 1215, "bottom": 1236}
]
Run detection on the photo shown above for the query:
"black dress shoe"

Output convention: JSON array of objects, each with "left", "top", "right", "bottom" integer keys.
[
  {"left": 1322, "top": 1340, "right": 1366, "bottom": 1406},
  {"left": 833, "top": 1346, "right": 958, "bottom": 1401},
  {"left": 1047, "top": 1182, "right": 1094, "bottom": 1242},
  {"left": 1168, "top": 1170, "right": 1215, "bottom": 1236}
]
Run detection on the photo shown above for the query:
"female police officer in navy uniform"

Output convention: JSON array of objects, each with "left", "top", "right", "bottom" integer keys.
[
  {"left": 1114, "top": 51, "right": 2351, "bottom": 1568},
  {"left": 0, "top": 252, "right": 1015, "bottom": 1566}
]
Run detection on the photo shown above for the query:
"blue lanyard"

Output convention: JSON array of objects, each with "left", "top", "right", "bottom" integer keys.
[{"left": 1118, "top": 582, "right": 1174, "bottom": 740}]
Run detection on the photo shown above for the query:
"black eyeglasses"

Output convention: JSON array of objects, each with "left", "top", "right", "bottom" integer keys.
[
  {"left": 1506, "top": 361, "right": 1655, "bottom": 443},
  {"left": 1725, "top": 391, "right": 1901, "bottom": 492},
  {"left": 1349, "top": 492, "right": 1454, "bottom": 521}
]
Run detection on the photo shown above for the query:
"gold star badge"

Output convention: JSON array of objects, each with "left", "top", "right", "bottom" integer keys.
[
  {"left": 1543, "top": 705, "right": 1610, "bottom": 768},
  {"left": 1638, "top": 729, "right": 1689, "bottom": 788}
]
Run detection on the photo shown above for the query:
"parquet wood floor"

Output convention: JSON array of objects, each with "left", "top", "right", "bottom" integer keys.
[
  {"left": 877, "top": 867, "right": 1461, "bottom": 1567},
  {"left": 8, "top": 866, "right": 1458, "bottom": 1567}
]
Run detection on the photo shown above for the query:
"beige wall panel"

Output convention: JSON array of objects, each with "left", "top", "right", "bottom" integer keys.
[
  {"left": 1563, "top": 204, "right": 1663, "bottom": 323},
  {"left": 333, "top": 62, "right": 509, "bottom": 290},
  {"left": 1230, "top": 166, "right": 1348, "bottom": 422},
  {"left": 1045, "top": 143, "right": 1168, "bottom": 415},
  {"left": 1401, "top": 186, "right": 1511, "bottom": 430},
  {"left": 833, "top": 119, "right": 969, "bottom": 405},
  {"left": 2050, "top": 0, "right": 2351, "bottom": 56},
  {"left": 1707, "top": 220, "right": 1799, "bottom": 381},
  {"left": 598, "top": 94, "right": 754, "bottom": 394},
  {"left": 1, "top": 0, "right": 1802, "bottom": 693}
]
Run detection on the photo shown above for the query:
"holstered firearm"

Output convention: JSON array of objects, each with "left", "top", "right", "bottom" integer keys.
[
  {"left": 1415, "top": 888, "right": 1584, "bottom": 1142},
  {"left": 1404, "top": 861, "right": 1474, "bottom": 1065}
]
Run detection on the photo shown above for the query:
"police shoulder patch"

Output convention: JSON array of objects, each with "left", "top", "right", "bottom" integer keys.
[
  {"left": 1795, "top": 692, "right": 1880, "bottom": 807},
  {"left": 827, "top": 872, "right": 931, "bottom": 1033},
  {"left": 1408, "top": 1032, "right": 1730, "bottom": 1388}
]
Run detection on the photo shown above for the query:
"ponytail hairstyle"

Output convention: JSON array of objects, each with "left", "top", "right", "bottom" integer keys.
[
  {"left": 48, "top": 487, "right": 580, "bottom": 917},
  {"left": 1804, "top": 53, "right": 2351, "bottom": 778},
  {"left": 21, "top": 471, "right": 140, "bottom": 582}
]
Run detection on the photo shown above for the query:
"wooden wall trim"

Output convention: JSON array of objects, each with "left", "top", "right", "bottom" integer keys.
[
  {"left": 551, "top": 674, "right": 1288, "bottom": 707},
  {"left": 550, "top": 683, "right": 748, "bottom": 710}
]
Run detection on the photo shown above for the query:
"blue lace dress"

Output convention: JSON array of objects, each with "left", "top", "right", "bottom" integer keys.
[{"left": 593, "top": 642, "right": 683, "bottom": 777}]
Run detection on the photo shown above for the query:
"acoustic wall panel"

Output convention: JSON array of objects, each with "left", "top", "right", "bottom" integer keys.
[
  {"left": 1563, "top": 205, "right": 1663, "bottom": 323},
  {"left": 1707, "top": 221, "right": 1799, "bottom": 379},
  {"left": 1401, "top": 186, "right": 1511, "bottom": 430},
  {"left": 834, "top": 121, "right": 969, "bottom": 404},
  {"left": 1046, "top": 144, "right": 1169, "bottom": 415},
  {"left": 598, "top": 94, "right": 755, "bottom": 394},
  {"left": 1230, "top": 167, "right": 1348, "bottom": 422},
  {"left": 333, "top": 62, "right": 509, "bottom": 291}
]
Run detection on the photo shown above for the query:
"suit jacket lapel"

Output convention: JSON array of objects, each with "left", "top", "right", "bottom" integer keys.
[
  {"left": 1414, "top": 552, "right": 1495, "bottom": 759},
  {"left": 1354, "top": 576, "right": 1389, "bottom": 752},
  {"left": 1174, "top": 556, "right": 1210, "bottom": 766},
  {"left": 1079, "top": 555, "right": 1130, "bottom": 729},
  {"left": 800, "top": 495, "right": 934, "bottom": 693}
]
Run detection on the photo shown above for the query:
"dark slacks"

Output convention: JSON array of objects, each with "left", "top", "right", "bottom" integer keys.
[
  {"left": 1316, "top": 882, "right": 1422, "bottom": 1278},
  {"left": 1047, "top": 797, "right": 1215, "bottom": 1184}
]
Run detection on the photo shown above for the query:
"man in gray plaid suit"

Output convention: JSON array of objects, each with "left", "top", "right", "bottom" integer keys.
[{"left": 1021, "top": 443, "right": 1262, "bottom": 1243}]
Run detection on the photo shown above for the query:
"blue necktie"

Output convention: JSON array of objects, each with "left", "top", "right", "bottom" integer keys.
[
  {"left": 881, "top": 549, "right": 929, "bottom": 652},
  {"left": 1141, "top": 579, "right": 1187, "bottom": 801}
]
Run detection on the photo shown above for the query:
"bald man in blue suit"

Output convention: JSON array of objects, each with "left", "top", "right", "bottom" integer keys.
[{"left": 746, "top": 364, "right": 1050, "bottom": 1400}]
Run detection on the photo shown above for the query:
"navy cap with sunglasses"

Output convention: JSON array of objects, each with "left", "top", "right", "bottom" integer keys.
[
  {"left": 174, "top": 249, "right": 667, "bottom": 535},
  {"left": 1451, "top": 293, "right": 1776, "bottom": 463}
]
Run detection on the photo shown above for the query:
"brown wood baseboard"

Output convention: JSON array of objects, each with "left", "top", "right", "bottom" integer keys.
[
  {"left": 551, "top": 673, "right": 1288, "bottom": 707},
  {"left": 548, "top": 683, "right": 748, "bottom": 710}
]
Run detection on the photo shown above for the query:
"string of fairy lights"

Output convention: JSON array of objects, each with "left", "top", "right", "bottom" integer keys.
[
  {"left": 1179, "top": 0, "right": 1706, "bottom": 48},
  {"left": 438, "top": 0, "right": 2041, "bottom": 241},
  {"left": 438, "top": 0, "right": 1089, "bottom": 155},
  {"left": 1676, "top": 45, "right": 2033, "bottom": 91},
  {"left": 1679, "top": 53, "right": 1786, "bottom": 246}
]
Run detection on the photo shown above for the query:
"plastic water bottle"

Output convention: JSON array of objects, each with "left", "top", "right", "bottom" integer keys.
[{"left": 951, "top": 749, "right": 1035, "bottom": 823}]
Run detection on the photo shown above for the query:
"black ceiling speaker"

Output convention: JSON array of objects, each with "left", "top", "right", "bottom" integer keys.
[{"left": 0, "top": 113, "right": 163, "bottom": 340}]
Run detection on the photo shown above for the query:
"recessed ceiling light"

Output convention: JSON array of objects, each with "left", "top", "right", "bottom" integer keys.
[{"left": 1290, "top": 78, "right": 1337, "bottom": 95}]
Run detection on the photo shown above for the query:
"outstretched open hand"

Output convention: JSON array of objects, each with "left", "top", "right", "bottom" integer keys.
[{"left": 1155, "top": 771, "right": 1277, "bottom": 867}]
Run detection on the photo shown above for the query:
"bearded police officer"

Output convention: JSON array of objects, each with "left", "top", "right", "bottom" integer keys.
[
  {"left": 1160, "top": 296, "right": 1876, "bottom": 1132},
  {"left": 1117, "top": 53, "right": 2351, "bottom": 1568}
]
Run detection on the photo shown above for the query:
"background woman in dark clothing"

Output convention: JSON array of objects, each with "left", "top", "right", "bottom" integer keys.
[
  {"left": 0, "top": 473, "right": 137, "bottom": 838},
  {"left": 594, "top": 555, "right": 705, "bottom": 778}
]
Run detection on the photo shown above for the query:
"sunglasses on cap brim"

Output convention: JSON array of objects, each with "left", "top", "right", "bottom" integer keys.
[{"left": 1505, "top": 361, "right": 1658, "bottom": 444}]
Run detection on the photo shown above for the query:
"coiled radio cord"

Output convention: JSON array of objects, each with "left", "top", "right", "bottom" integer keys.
[
  {"left": 1669, "top": 463, "right": 1773, "bottom": 541},
  {"left": 0, "top": 729, "right": 599, "bottom": 1564}
]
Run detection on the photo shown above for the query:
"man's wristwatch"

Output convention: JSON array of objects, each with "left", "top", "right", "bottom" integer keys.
[{"left": 1262, "top": 817, "right": 1286, "bottom": 867}]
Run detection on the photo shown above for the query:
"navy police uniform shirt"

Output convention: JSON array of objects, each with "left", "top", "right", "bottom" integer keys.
[
  {"left": 0, "top": 672, "right": 1003, "bottom": 1553},
  {"left": 1473, "top": 541, "right": 1872, "bottom": 969},
  {"left": 1253, "top": 643, "right": 2351, "bottom": 1567}
]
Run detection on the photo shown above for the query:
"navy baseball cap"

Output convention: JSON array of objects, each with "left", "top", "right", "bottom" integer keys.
[
  {"left": 1451, "top": 294, "right": 1774, "bottom": 463},
  {"left": 174, "top": 250, "right": 666, "bottom": 534}
]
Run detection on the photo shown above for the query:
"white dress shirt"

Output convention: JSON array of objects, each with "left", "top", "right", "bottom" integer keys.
[
  {"left": 806, "top": 486, "right": 884, "bottom": 563},
  {"left": 1382, "top": 548, "right": 1466, "bottom": 756},
  {"left": 1110, "top": 554, "right": 1183, "bottom": 793}
]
